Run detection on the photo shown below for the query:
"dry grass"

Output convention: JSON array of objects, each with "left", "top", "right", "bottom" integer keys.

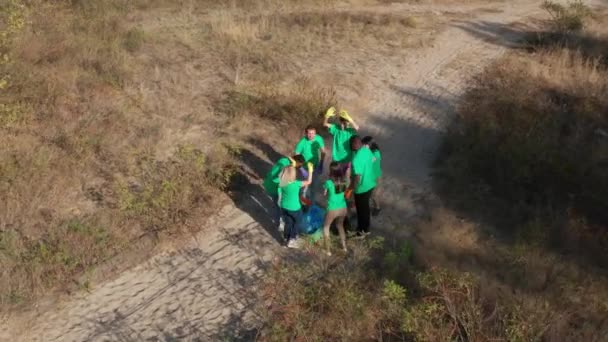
[
  {"left": 0, "top": 0, "right": 449, "bottom": 310},
  {"left": 428, "top": 6, "right": 608, "bottom": 340},
  {"left": 0, "top": 0, "right": 235, "bottom": 307},
  {"left": 257, "top": 236, "right": 550, "bottom": 341}
]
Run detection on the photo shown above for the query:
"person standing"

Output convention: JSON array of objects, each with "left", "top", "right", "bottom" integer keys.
[
  {"left": 278, "top": 165, "right": 312, "bottom": 248},
  {"left": 349, "top": 136, "right": 376, "bottom": 237},
  {"left": 294, "top": 125, "right": 325, "bottom": 203},
  {"left": 322, "top": 162, "right": 349, "bottom": 256},
  {"left": 323, "top": 107, "right": 359, "bottom": 179},
  {"left": 362, "top": 136, "right": 382, "bottom": 216},
  {"left": 263, "top": 155, "right": 305, "bottom": 230}
]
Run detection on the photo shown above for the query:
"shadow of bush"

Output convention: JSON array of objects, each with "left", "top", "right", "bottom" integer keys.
[{"left": 434, "top": 41, "right": 608, "bottom": 268}]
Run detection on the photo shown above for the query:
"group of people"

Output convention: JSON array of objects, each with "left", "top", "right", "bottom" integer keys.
[{"left": 263, "top": 107, "right": 382, "bottom": 255}]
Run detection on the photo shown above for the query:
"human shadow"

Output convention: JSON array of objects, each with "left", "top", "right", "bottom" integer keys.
[{"left": 227, "top": 137, "right": 287, "bottom": 243}]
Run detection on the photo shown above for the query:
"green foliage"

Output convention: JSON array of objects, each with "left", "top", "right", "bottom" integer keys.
[
  {"left": 258, "top": 240, "right": 543, "bottom": 341},
  {"left": 0, "top": 0, "right": 26, "bottom": 90},
  {"left": 541, "top": 0, "right": 591, "bottom": 32},
  {"left": 118, "top": 144, "right": 233, "bottom": 232}
]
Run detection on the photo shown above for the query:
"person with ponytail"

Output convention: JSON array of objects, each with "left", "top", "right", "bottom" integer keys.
[
  {"left": 278, "top": 162, "right": 313, "bottom": 248},
  {"left": 322, "top": 162, "right": 349, "bottom": 256},
  {"left": 263, "top": 155, "right": 305, "bottom": 231}
]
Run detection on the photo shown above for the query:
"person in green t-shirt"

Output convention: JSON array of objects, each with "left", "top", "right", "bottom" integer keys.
[
  {"left": 278, "top": 164, "right": 312, "bottom": 248},
  {"left": 349, "top": 135, "right": 376, "bottom": 236},
  {"left": 322, "top": 162, "right": 349, "bottom": 256},
  {"left": 362, "top": 136, "right": 382, "bottom": 216},
  {"left": 294, "top": 125, "right": 326, "bottom": 203},
  {"left": 263, "top": 155, "right": 305, "bottom": 230},
  {"left": 323, "top": 107, "right": 360, "bottom": 183}
]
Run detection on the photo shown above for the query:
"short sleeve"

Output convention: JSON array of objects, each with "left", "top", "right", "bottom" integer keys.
[
  {"left": 316, "top": 135, "right": 325, "bottom": 147},
  {"left": 294, "top": 139, "right": 304, "bottom": 154},
  {"left": 323, "top": 180, "right": 331, "bottom": 190},
  {"left": 328, "top": 124, "right": 337, "bottom": 135},
  {"left": 352, "top": 154, "right": 363, "bottom": 176}
]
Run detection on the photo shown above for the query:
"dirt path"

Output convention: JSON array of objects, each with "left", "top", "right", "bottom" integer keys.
[{"left": 2, "top": 1, "right": 554, "bottom": 340}]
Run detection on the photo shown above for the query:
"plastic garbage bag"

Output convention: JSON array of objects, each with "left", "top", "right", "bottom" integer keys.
[{"left": 300, "top": 204, "right": 325, "bottom": 235}]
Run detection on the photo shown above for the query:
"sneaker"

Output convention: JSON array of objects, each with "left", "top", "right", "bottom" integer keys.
[
  {"left": 287, "top": 239, "right": 301, "bottom": 249},
  {"left": 326, "top": 251, "right": 332, "bottom": 256},
  {"left": 355, "top": 231, "right": 370, "bottom": 239}
]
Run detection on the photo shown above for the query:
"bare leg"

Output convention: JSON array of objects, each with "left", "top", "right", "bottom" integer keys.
[
  {"left": 323, "top": 210, "right": 338, "bottom": 255},
  {"left": 335, "top": 209, "right": 347, "bottom": 251}
]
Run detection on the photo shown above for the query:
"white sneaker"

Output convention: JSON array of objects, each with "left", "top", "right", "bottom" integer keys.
[{"left": 287, "top": 239, "right": 301, "bottom": 249}]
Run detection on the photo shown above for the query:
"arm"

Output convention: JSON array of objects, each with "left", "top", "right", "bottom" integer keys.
[
  {"left": 302, "top": 163, "right": 313, "bottom": 187},
  {"left": 324, "top": 107, "right": 336, "bottom": 128},
  {"left": 349, "top": 118, "right": 360, "bottom": 131},
  {"left": 350, "top": 175, "right": 361, "bottom": 190},
  {"left": 323, "top": 115, "right": 332, "bottom": 128}
]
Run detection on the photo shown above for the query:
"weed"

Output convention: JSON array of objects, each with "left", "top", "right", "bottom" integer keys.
[
  {"left": 123, "top": 28, "right": 145, "bottom": 52},
  {"left": 542, "top": 0, "right": 591, "bottom": 32}
]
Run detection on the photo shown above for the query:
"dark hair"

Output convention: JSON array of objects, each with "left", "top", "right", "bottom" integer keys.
[
  {"left": 349, "top": 135, "right": 361, "bottom": 151},
  {"left": 362, "top": 136, "right": 380, "bottom": 151},
  {"left": 292, "top": 154, "right": 305, "bottom": 166},
  {"left": 328, "top": 162, "right": 347, "bottom": 194},
  {"left": 305, "top": 125, "right": 316, "bottom": 132}
]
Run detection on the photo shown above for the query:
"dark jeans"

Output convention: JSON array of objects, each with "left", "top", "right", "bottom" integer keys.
[
  {"left": 354, "top": 189, "right": 373, "bottom": 233},
  {"left": 281, "top": 209, "right": 302, "bottom": 241}
]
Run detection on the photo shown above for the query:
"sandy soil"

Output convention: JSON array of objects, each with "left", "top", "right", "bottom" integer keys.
[{"left": 1, "top": 0, "right": 578, "bottom": 340}]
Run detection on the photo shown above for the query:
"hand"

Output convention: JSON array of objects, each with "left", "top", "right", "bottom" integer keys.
[
  {"left": 307, "top": 162, "right": 314, "bottom": 175},
  {"left": 325, "top": 107, "right": 336, "bottom": 118},
  {"left": 339, "top": 109, "right": 353, "bottom": 122}
]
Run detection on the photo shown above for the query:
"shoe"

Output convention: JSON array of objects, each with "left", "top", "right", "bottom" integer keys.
[
  {"left": 326, "top": 251, "right": 332, "bottom": 256},
  {"left": 287, "top": 239, "right": 301, "bottom": 249},
  {"left": 355, "top": 231, "right": 370, "bottom": 239}
]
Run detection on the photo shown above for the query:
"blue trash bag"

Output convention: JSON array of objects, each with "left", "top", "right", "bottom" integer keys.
[{"left": 300, "top": 205, "right": 325, "bottom": 235}]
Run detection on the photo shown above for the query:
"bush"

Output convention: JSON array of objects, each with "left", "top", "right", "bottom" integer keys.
[
  {"left": 541, "top": 0, "right": 591, "bottom": 33},
  {"left": 257, "top": 239, "right": 543, "bottom": 341},
  {"left": 217, "top": 78, "right": 337, "bottom": 128}
]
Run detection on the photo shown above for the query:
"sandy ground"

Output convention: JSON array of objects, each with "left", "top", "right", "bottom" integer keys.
[{"left": 2, "top": 0, "right": 585, "bottom": 340}]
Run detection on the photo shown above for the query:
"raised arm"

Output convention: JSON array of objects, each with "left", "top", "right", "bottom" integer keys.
[
  {"left": 323, "top": 107, "right": 336, "bottom": 128},
  {"left": 349, "top": 118, "right": 360, "bottom": 131},
  {"left": 340, "top": 109, "right": 359, "bottom": 131}
]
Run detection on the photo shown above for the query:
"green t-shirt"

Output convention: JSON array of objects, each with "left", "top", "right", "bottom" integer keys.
[
  {"left": 328, "top": 124, "right": 357, "bottom": 163},
  {"left": 263, "top": 157, "right": 291, "bottom": 196},
  {"left": 372, "top": 150, "right": 382, "bottom": 179},
  {"left": 279, "top": 180, "right": 303, "bottom": 211},
  {"left": 294, "top": 135, "right": 325, "bottom": 166},
  {"left": 352, "top": 146, "right": 376, "bottom": 194},
  {"left": 324, "top": 179, "right": 347, "bottom": 211}
]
